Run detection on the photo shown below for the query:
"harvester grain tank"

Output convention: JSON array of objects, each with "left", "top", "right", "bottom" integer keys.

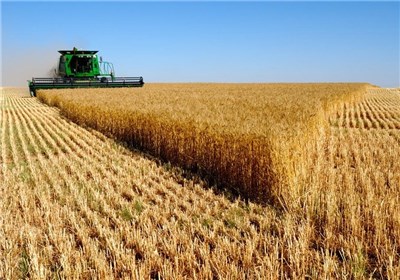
[{"left": 28, "top": 47, "right": 144, "bottom": 97}]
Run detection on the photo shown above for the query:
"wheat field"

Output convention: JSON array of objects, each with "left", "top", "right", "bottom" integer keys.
[
  {"left": 37, "top": 83, "right": 367, "bottom": 205},
  {"left": 1, "top": 85, "right": 399, "bottom": 279}
]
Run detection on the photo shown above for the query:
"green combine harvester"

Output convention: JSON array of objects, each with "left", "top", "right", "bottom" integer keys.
[{"left": 28, "top": 47, "right": 144, "bottom": 97}]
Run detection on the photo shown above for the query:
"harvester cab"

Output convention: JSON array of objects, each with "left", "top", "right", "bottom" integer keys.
[{"left": 28, "top": 47, "right": 144, "bottom": 97}]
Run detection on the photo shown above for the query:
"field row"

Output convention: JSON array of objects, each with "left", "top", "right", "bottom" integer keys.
[{"left": 332, "top": 88, "right": 400, "bottom": 130}]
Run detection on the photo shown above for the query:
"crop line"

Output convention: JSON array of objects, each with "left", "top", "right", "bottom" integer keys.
[
  {"left": 365, "top": 98, "right": 390, "bottom": 129},
  {"left": 373, "top": 90, "right": 400, "bottom": 126},
  {"left": 365, "top": 89, "right": 400, "bottom": 129},
  {"left": 9, "top": 92, "right": 74, "bottom": 278},
  {"left": 10, "top": 94, "right": 97, "bottom": 277},
  {"left": 0, "top": 92, "right": 20, "bottom": 279},
  {"left": 10, "top": 94, "right": 108, "bottom": 274},
  {"left": 12, "top": 93, "right": 119, "bottom": 277},
  {"left": 359, "top": 100, "right": 373, "bottom": 129},
  {"left": 0, "top": 90, "right": 6, "bottom": 182},
  {"left": 5, "top": 94, "right": 45, "bottom": 278}
]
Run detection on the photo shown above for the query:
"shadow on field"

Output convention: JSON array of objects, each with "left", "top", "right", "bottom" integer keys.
[
  {"left": 51, "top": 102, "right": 284, "bottom": 211},
  {"left": 117, "top": 138, "right": 247, "bottom": 204},
  {"left": 56, "top": 112, "right": 261, "bottom": 206}
]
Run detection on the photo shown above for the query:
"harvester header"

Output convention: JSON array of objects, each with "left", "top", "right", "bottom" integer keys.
[{"left": 28, "top": 47, "right": 144, "bottom": 97}]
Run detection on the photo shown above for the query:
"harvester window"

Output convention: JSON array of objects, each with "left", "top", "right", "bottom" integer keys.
[
  {"left": 70, "top": 56, "right": 93, "bottom": 74},
  {"left": 59, "top": 56, "right": 66, "bottom": 74}
]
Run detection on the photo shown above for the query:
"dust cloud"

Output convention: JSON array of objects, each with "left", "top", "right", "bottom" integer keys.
[{"left": 2, "top": 46, "right": 60, "bottom": 86}]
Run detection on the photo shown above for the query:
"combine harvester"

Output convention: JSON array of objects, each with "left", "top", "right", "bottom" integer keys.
[{"left": 28, "top": 47, "right": 144, "bottom": 97}]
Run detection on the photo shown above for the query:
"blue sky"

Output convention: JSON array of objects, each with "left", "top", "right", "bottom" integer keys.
[{"left": 1, "top": 1, "right": 399, "bottom": 87}]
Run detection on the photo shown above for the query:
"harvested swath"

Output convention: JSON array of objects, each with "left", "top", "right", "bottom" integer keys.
[
  {"left": 308, "top": 88, "right": 400, "bottom": 279},
  {"left": 38, "top": 83, "right": 368, "bottom": 204}
]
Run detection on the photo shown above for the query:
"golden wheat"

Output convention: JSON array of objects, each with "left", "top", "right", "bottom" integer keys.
[
  {"left": 37, "top": 83, "right": 367, "bottom": 205},
  {"left": 1, "top": 86, "right": 399, "bottom": 279}
]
